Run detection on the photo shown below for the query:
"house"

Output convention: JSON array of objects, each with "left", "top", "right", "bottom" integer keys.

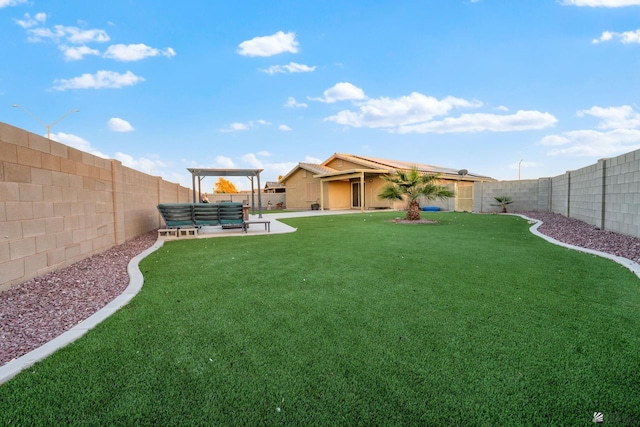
[
  {"left": 279, "top": 153, "right": 496, "bottom": 211},
  {"left": 264, "top": 181, "right": 286, "bottom": 193}
]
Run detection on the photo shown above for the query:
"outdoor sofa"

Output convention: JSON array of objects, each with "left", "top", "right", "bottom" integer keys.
[{"left": 157, "top": 202, "right": 247, "bottom": 234}]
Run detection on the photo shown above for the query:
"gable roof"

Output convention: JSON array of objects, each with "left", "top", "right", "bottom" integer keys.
[
  {"left": 279, "top": 162, "right": 339, "bottom": 183},
  {"left": 326, "top": 153, "right": 492, "bottom": 179},
  {"left": 280, "top": 153, "right": 495, "bottom": 184},
  {"left": 265, "top": 181, "right": 285, "bottom": 189}
]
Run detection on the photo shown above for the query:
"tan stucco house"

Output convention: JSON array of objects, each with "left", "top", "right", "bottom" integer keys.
[{"left": 279, "top": 153, "right": 495, "bottom": 211}]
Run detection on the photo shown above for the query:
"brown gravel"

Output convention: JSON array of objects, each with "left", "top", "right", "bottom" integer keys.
[
  {"left": 0, "top": 230, "right": 158, "bottom": 366},
  {"left": 519, "top": 212, "right": 640, "bottom": 264},
  {"left": 3, "top": 212, "right": 640, "bottom": 367}
]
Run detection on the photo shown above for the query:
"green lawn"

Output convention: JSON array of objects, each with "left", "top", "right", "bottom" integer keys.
[{"left": 1, "top": 212, "right": 639, "bottom": 426}]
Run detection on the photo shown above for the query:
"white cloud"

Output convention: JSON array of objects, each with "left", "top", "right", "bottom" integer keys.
[
  {"left": 114, "top": 152, "right": 166, "bottom": 174},
  {"left": 60, "top": 45, "right": 100, "bottom": 61},
  {"left": 237, "top": 31, "right": 299, "bottom": 57},
  {"left": 214, "top": 155, "right": 235, "bottom": 168},
  {"left": 543, "top": 128, "right": 640, "bottom": 156},
  {"left": 1, "top": 0, "right": 28, "bottom": 8},
  {"left": 320, "top": 86, "right": 555, "bottom": 134},
  {"left": 279, "top": 124, "right": 292, "bottom": 131},
  {"left": 593, "top": 29, "right": 640, "bottom": 44},
  {"left": 242, "top": 153, "right": 263, "bottom": 168},
  {"left": 496, "top": 105, "right": 509, "bottom": 111},
  {"left": 219, "top": 120, "right": 271, "bottom": 132},
  {"left": 15, "top": 12, "right": 46, "bottom": 28},
  {"left": 305, "top": 155, "right": 323, "bottom": 164},
  {"left": 577, "top": 105, "right": 640, "bottom": 129},
  {"left": 52, "top": 70, "right": 145, "bottom": 90},
  {"left": 107, "top": 118, "right": 135, "bottom": 132},
  {"left": 325, "top": 92, "right": 483, "bottom": 129},
  {"left": 25, "top": 24, "right": 110, "bottom": 44},
  {"left": 50, "top": 132, "right": 109, "bottom": 158},
  {"left": 284, "top": 97, "right": 307, "bottom": 108},
  {"left": 237, "top": 152, "right": 300, "bottom": 185},
  {"left": 539, "top": 134, "right": 570, "bottom": 146},
  {"left": 541, "top": 104, "right": 640, "bottom": 157},
  {"left": 103, "top": 43, "right": 176, "bottom": 61},
  {"left": 562, "top": 0, "right": 640, "bottom": 6},
  {"left": 261, "top": 62, "right": 316, "bottom": 74},
  {"left": 220, "top": 122, "right": 249, "bottom": 132},
  {"left": 395, "top": 110, "right": 557, "bottom": 134},
  {"left": 310, "top": 82, "right": 367, "bottom": 103}
]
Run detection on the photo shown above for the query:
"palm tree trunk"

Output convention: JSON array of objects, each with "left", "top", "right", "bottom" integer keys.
[{"left": 406, "top": 200, "right": 421, "bottom": 221}]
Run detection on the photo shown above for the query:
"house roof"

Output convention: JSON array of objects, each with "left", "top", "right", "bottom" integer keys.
[
  {"left": 279, "top": 153, "right": 495, "bottom": 183},
  {"left": 279, "top": 162, "right": 339, "bottom": 183},
  {"left": 265, "top": 181, "right": 285, "bottom": 189},
  {"left": 327, "top": 153, "right": 492, "bottom": 179}
]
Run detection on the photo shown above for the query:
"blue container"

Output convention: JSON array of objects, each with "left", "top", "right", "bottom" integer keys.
[{"left": 422, "top": 206, "right": 441, "bottom": 212}]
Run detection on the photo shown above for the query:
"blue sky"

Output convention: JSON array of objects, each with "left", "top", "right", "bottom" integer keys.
[{"left": 3, "top": 0, "right": 640, "bottom": 190}]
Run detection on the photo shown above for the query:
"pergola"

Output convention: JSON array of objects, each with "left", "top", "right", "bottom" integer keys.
[{"left": 187, "top": 168, "right": 264, "bottom": 218}]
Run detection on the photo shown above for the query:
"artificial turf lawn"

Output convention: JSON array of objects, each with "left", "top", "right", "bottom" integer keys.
[{"left": 1, "top": 212, "right": 639, "bottom": 426}]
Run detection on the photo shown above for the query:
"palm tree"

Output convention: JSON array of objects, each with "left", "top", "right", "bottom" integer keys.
[
  {"left": 379, "top": 167, "right": 455, "bottom": 220},
  {"left": 491, "top": 195, "right": 513, "bottom": 213}
]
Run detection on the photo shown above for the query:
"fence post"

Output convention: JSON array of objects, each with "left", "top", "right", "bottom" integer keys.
[
  {"left": 600, "top": 159, "right": 607, "bottom": 231},
  {"left": 567, "top": 171, "right": 571, "bottom": 218}
]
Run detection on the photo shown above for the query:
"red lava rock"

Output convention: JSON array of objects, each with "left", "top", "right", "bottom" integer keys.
[
  {"left": 0, "top": 230, "right": 157, "bottom": 365},
  {"left": 520, "top": 212, "right": 640, "bottom": 264}
]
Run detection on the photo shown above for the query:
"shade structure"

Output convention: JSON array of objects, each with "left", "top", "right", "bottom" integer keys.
[{"left": 187, "top": 168, "right": 264, "bottom": 218}]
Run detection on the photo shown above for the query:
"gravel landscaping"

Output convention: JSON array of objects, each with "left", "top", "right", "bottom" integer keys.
[{"left": 2, "top": 212, "right": 640, "bottom": 366}]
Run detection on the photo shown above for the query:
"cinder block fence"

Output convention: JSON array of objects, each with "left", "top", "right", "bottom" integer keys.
[
  {"left": 474, "top": 151, "right": 640, "bottom": 238},
  {"left": 0, "top": 122, "right": 191, "bottom": 291}
]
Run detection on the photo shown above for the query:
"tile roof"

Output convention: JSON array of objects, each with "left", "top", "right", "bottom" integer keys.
[{"left": 330, "top": 153, "right": 492, "bottom": 179}]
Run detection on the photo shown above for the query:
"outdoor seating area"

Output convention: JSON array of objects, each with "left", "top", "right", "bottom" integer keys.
[{"left": 157, "top": 202, "right": 270, "bottom": 237}]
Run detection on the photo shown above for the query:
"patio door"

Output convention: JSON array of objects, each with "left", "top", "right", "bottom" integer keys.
[{"left": 352, "top": 182, "right": 362, "bottom": 208}]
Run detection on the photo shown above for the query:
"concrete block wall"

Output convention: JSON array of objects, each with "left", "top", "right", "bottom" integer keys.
[
  {"left": 471, "top": 147, "right": 640, "bottom": 239},
  {"left": 603, "top": 151, "right": 640, "bottom": 237},
  {"left": 567, "top": 161, "right": 604, "bottom": 228},
  {"left": 0, "top": 122, "right": 191, "bottom": 291},
  {"left": 550, "top": 174, "right": 569, "bottom": 216},
  {"left": 473, "top": 179, "right": 540, "bottom": 213}
]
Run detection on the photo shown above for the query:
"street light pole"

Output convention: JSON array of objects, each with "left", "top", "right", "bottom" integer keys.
[
  {"left": 12, "top": 104, "right": 79, "bottom": 140},
  {"left": 518, "top": 159, "right": 523, "bottom": 180}
]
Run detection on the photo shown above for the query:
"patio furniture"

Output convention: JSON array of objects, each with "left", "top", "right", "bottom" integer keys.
[
  {"left": 193, "top": 203, "right": 220, "bottom": 226},
  {"left": 219, "top": 202, "right": 247, "bottom": 232},
  {"left": 157, "top": 203, "right": 195, "bottom": 228}
]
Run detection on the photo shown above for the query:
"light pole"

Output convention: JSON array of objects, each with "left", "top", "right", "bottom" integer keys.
[
  {"left": 12, "top": 104, "right": 79, "bottom": 140},
  {"left": 518, "top": 159, "right": 523, "bottom": 180}
]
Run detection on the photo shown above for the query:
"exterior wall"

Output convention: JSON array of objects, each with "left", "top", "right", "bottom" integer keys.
[
  {"left": 364, "top": 176, "right": 391, "bottom": 209},
  {"left": 283, "top": 168, "right": 321, "bottom": 210},
  {"left": 416, "top": 182, "right": 456, "bottom": 211},
  {"left": 327, "top": 181, "right": 351, "bottom": 209},
  {"left": 0, "top": 122, "right": 191, "bottom": 291}
]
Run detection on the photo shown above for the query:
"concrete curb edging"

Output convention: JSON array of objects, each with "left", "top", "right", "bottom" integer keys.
[
  {"left": 512, "top": 214, "right": 640, "bottom": 279},
  {"left": 0, "top": 240, "right": 165, "bottom": 385}
]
